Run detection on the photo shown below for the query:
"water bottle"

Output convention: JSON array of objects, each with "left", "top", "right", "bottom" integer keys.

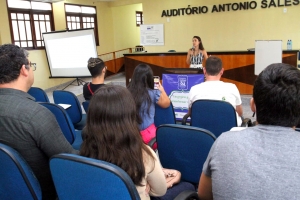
[
  {"left": 290, "top": 39, "right": 293, "bottom": 50},
  {"left": 288, "top": 40, "right": 291, "bottom": 50}
]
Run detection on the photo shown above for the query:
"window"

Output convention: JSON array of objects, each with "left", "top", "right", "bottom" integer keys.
[
  {"left": 65, "top": 4, "right": 99, "bottom": 46},
  {"left": 7, "top": 0, "right": 54, "bottom": 49},
  {"left": 136, "top": 11, "right": 143, "bottom": 27}
]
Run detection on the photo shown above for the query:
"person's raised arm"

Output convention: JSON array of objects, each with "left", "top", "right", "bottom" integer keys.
[
  {"left": 156, "top": 82, "right": 170, "bottom": 108},
  {"left": 186, "top": 49, "right": 192, "bottom": 65}
]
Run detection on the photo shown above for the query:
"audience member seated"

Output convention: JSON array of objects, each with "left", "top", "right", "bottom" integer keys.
[
  {"left": 188, "top": 56, "right": 243, "bottom": 126},
  {"left": 198, "top": 63, "right": 300, "bottom": 199},
  {"left": 80, "top": 85, "right": 167, "bottom": 199},
  {"left": 0, "top": 44, "right": 78, "bottom": 199},
  {"left": 83, "top": 57, "right": 106, "bottom": 100},
  {"left": 127, "top": 64, "right": 170, "bottom": 146}
]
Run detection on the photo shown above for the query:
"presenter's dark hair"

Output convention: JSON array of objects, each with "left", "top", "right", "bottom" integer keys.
[
  {"left": 80, "top": 85, "right": 154, "bottom": 186},
  {"left": 127, "top": 64, "right": 154, "bottom": 124},
  {"left": 193, "top": 36, "right": 204, "bottom": 50},
  {"left": 87, "top": 57, "right": 105, "bottom": 78},
  {"left": 253, "top": 63, "right": 300, "bottom": 127},
  {"left": 0, "top": 44, "right": 29, "bottom": 84},
  {"left": 205, "top": 56, "right": 222, "bottom": 76}
]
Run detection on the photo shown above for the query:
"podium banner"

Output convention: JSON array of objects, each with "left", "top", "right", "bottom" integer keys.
[{"left": 162, "top": 74, "right": 205, "bottom": 120}]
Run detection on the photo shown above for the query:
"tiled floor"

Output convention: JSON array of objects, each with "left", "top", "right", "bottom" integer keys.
[{"left": 45, "top": 72, "right": 256, "bottom": 122}]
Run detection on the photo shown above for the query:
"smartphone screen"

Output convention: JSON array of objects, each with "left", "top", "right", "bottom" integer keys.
[{"left": 154, "top": 76, "right": 160, "bottom": 89}]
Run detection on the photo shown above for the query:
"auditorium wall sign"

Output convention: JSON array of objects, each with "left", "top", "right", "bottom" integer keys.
[{"left": 161, "top": 0, "right": 300, "bottom": 17}]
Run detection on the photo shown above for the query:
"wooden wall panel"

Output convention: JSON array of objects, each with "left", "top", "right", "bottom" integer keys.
[
  {"left": 105, "top": 60, "right": 115, "bottom": 73},
  {"left": 125, "top": 54, "right": 188, "bottom": 68},
  {"left": 124, "top": 50, "right": 298, "bottom": 95},
  {"left": 115, "top": 57, "right": 124, "bottom": 72},
  {"left": 221, "top": 77, "right": 254, "bottom": 95},
  {"left": 214, "top": 54, "right": 255, "bottom": 70}
]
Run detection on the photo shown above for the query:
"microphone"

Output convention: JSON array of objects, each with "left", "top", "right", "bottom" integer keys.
[{"left": 191, "top": 46, "right": 194, "bottom": 51}]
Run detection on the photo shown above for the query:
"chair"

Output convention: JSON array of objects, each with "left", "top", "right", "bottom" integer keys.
[
  {"left": 154, "top": 102, "right": 176, "bottom": 127},
  {"left": 182, "top": 99, "right": 238, "bottom": 138},
  {"left": 82, "top": 101, "right": 90, "bottom": 113},
  {"left": 53, "top": 90, "right": 86, "bottom": 130},
  {"left": 39, "top": 102, "right": 82, "bottom": 150},
  {"left": 28, "top": 87, "right": 50, "bottom": 103},
  {"left": 50, "top": 153, "right": 141, "bottom": 200},
  {"left": 50, "top": 153, "right": 198, "bottom": 200},
  {"left": 0, "top": 142, "right": 42, "bottom": 200},
  {"left": 156, "top": 124, "right": 216, "bottom": 185},
  {"left": 147, "top": 103, "right": 177, "bottom": 149}
]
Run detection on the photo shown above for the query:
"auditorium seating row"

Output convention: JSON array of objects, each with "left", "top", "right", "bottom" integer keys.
[
  {"left": 0, "top": 122, "right": 216, "bottom": 199},
  {"left": 28, "top": 87, "right": 245, "bottom": 139},
  {"left": 8, "top": 87, "right": 245, "bottom": 198}
]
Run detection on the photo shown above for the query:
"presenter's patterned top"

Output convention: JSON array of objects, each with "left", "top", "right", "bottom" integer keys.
[{"left": 190, "top": 52, "right": 204, "bottom": 65}]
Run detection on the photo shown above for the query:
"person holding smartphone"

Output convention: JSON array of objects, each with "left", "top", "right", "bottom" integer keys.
[
  {"left": 154, "top": 76, "right": 160, "bottom": 90},
  {"left": 127, "top": 64, "right": 170, "bottom": 147},
  {"left": 186, "top": 36, "right": 208, "bottom": 69}
]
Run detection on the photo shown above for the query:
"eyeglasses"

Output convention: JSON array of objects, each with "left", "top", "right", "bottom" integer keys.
[{"left": 26, "top": 62, "right": 36, "bottom": 71}]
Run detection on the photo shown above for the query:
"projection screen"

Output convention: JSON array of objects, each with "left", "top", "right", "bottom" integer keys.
[{"left": 43, "top": 28, "right": 97, "bottom": 77}]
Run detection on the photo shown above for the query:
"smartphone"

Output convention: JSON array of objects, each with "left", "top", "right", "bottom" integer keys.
[{"left": 154, "top": 76, "right": 160, "bottom": 89}]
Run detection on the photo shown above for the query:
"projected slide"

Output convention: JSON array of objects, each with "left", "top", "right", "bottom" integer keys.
[{"left": 43, "top": 28, "right": 98, "bottom": 77}]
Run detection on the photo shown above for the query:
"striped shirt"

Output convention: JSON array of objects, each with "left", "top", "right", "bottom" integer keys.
[{"left": 190, "top": 51, "right": 204, "bottom": 65}]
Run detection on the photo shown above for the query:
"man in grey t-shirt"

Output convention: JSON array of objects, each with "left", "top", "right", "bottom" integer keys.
[
  {"left": 0, "top": 44, "right": 78, "bottom": 199},
  {"left": 198, "top": 63, "right": 300, "bottom": 200}
]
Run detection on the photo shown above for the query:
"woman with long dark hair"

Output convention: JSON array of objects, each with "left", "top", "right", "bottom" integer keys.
[
  {"left": 186, "top": 36, "right": 208, "bottom": 69},
  {"left": 80, "top": 85, "right": 167, "bottom": 199},
  {"left": 127, "top": 64, "right": 170, "bottom": 146}
]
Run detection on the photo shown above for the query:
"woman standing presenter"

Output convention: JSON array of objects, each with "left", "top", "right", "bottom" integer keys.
[{"left": 186, "top": 36, "right": 208, "bottom": 69}]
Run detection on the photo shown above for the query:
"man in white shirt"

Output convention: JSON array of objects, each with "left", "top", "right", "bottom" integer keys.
[{"left": 188, "top": 56, "right": 243, "bottom": 126}]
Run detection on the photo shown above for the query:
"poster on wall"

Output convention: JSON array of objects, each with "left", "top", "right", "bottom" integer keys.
[
  {"left": 162, "top": 74, "right": 205, "bottom": 120},
  {"left": 140, "top": 24, "right": 164, "bottom": 46}
]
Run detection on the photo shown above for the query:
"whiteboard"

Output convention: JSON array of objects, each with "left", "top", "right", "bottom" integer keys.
[
  {"left": 140, "top": 24, "right": 164, "bottom": 46},
  {"left": 255, "top": 40, "right": 282, "bottom": 75}
]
